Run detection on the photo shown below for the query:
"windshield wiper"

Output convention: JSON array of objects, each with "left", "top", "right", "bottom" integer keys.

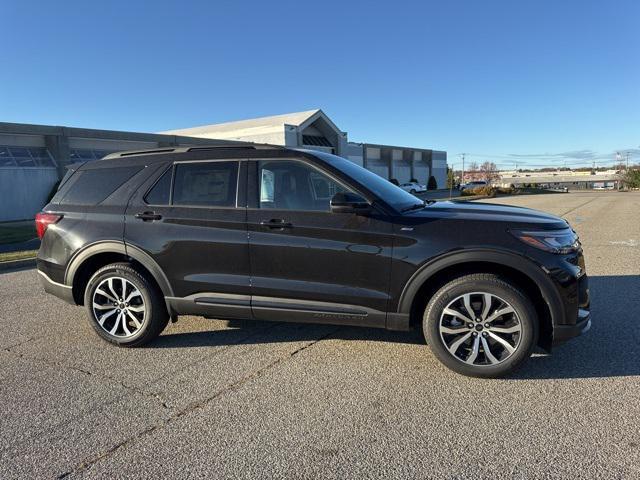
[
  {"left": 401, "top": 200, "right": 437, "bottom": 212},
  {"left": 401, "top": 202, "right": 427, "bottom": 213}
]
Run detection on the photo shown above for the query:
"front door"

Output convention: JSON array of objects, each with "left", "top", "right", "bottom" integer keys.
[
  {"left": 124, "top": 159, "right": 251, "bottom": 318},
  {"left": 246, "top": 158, "right": 394, "bottom": 327}
]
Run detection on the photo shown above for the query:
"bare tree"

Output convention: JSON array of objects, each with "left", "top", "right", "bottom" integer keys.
[
  {"left": 479, "top": 161, "right": 499, "bottom": 183},
  {"left": 465, "top": 161, "right": 480, "bottom": 181}
]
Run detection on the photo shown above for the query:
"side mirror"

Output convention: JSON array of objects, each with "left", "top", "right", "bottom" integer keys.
[{"left": 330, "top": 192, "right": 371, "bottom": 214}]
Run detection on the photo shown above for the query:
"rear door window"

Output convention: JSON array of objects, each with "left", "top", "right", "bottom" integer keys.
[
  {"left": 172, "top": 161, "right": 238, "bottom": 207},
  {"left": 60, "top": 166, "right": 143, "bottom": 205}
]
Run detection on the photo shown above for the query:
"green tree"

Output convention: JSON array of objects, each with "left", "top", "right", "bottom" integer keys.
[
  {"left": 623, "top": 169, "right": 640, "bottom": 188},
  {"left": 446, "top": 168, "right": 455, "bottom": 189}
]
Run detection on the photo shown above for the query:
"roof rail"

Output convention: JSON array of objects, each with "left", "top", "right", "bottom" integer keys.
[
  {"left": 187, "top": 144, "right": 283, "bottom": 153},
  {"left": 119, "top": 148, "right": 176, "bottom": 157},
  {"left": 101, "top": 143, "right": 283, "bottom": 160}
]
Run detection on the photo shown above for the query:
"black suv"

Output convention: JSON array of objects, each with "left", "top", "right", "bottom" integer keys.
[{"left": 36, "top": 145, "right": 590, "bottom": 377}]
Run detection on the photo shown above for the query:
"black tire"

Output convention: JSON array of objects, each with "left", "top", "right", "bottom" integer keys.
[
  {"left": 84, "top": 262, "right": 169, "bottom": 347},
  {"left": 410, "top": 189, "right": 416, "bottom": 194},
  {"left": 423, "top": 273, "right": 538, "bottom": 378}
]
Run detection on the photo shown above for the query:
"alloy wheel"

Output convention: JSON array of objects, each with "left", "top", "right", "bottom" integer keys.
[
  {"left": 439, "top": 292, "right": 522, "bottom": 366},
  {"left": 92, "top": 277, "right": 146, "bottom": 338}
]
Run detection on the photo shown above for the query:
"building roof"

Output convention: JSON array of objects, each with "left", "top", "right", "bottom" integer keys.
[{"left": 159, "top": 109, "right": 344, "bottom": 139}]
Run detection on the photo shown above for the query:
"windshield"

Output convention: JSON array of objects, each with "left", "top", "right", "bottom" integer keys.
[{"left": 307, "top": 150, "right": 424, "bottom": 212}]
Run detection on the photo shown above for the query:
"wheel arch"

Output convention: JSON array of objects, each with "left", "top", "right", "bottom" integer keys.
[
  {"left": 65, "top": 241, "right": 173, "bottom": 305},
  {"left": 398, "top": 249, "right": 562, "bottom": 350}
]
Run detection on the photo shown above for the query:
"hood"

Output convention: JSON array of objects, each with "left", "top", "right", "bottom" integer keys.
[{"left": 407, "top": 200, "right": 568, "bottom": 230}]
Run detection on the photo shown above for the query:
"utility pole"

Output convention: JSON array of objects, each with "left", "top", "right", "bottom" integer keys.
[
  {"left": 449, "top": 163, "right": 454, "bottom": 199},
  {"left": 460, "top": 153, "right": 466, "bottom": 185}
]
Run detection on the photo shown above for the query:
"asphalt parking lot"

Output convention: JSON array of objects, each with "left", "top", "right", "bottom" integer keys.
[{"left": 1, "top": 191, "right": 639, "bottom": 479}]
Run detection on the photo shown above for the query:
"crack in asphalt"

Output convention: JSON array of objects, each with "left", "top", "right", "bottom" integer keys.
[
  {"left": 0, "top": 322, "right": 285, "bottom": 457},
  {"left": 1, "top": 335, "right": 39, "bottom": 351},
  {"left": 559, "top": 196, "right": 600, "bottom": 217},
  {"left": 2, "top": 345, "right": 171, "bottom": 410},
  {"left": 54, "top": 326, "right": 342, "bottom": 479},
  {"left": 145, "top": 322, "right": 278, "bottom": 388}
]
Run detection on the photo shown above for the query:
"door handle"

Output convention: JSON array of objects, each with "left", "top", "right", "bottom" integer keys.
[
  {"left": 135, "top": 211, "right": 162, "bottom": 221},
  {"left": 260, "top": 219, "right": 293, "bottom": 229}
]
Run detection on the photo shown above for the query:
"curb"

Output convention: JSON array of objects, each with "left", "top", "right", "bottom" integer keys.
[
  {"left": 0, "top": 238, "right": 40, "bottom": 254},
  {"left": 0, "top": 257, "right": 36, "bottom": 273}
]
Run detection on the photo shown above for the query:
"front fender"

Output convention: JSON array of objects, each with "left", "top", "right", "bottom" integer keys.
[{"left": 396, "top": 248, "right": 565, "bottom": 326}]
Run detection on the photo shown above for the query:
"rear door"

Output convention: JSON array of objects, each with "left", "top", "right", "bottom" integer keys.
[
  {"left": 246, "top": 157, "right": 394, "bottom": 327},
  {"left": 124, "top": 159, "right": 251, "bottom": 318}
]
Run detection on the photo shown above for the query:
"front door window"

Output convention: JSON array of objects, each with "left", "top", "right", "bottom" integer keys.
[{"left": 258, "top": 160, "right": 350, "bottom": 211}]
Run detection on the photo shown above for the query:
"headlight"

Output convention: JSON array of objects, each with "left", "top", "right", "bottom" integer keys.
[{"left": 510, "top": 228, "right": 580, "bottom": 254}]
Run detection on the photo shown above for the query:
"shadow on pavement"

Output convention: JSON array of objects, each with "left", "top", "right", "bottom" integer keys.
[
  {"left": 151, "top": 319, "right": 424, "bottom": 350},
  {"left": 514, "top": 275, "right": 640, "bottom": 380},
  {"left": 150, "top": 275, "right": 639, "bottom": 379}
]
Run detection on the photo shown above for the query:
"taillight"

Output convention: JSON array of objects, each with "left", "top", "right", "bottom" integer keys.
[{"left": 35, "top": 212, "right": 62, "bottom": 239}]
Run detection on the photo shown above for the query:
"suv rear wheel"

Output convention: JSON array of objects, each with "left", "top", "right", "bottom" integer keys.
[
  {"left": 84, "top": 262, "right": 169, "bottom": 347},
  {"left": 423, "top": 273, "right": 538, "bottom": 378}
]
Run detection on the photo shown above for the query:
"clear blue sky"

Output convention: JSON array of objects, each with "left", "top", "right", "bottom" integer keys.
[{"left": 1, "top": 0, "right": 638, "bottom": 169}]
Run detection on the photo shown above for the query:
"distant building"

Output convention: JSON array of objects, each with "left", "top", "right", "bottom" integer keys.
[
  {"left": 0, "top": 109, "right": 447, "bottom": 221},
  {"left": 496, "top": 169, "right": 621, "bottom": 190}
]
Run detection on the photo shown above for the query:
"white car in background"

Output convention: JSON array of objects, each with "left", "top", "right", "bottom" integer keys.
[
  {"left": 399, "top": 181, "right": 427, "bottom": 194},
  {"left": 460, "top": 180, "right": 488, "bottom": 192}
]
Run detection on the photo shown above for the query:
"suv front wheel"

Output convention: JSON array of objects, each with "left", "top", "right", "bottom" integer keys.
[
  {"left": 84, "top": 262, "right": 169, "bottom": 347},
  {"left": 423, "top": 273, "right": 538, "bottom": 378}
]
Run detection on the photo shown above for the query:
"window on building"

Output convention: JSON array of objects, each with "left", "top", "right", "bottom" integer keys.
[
  {"left": 172, "top": 161, "right": 238, "bottom": 207},
  {"left": 258, "top": 160, "right": 351, "bottom": 211},
  {"left": 302, "top": 135, "right": 333, "bottom": 147},
  {"left": 68, "top": 149, "right": 118, "bottom": 164},
  {"left": 0, "top": 146, "right": 56, "bottom": 167}
]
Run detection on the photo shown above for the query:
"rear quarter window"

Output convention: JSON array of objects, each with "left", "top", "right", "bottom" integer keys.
[
  {"left": 144, "top": 167, "right": 172, "bottom": 205},
  {"left": 60, "top": 166, "right": 143, "bottom": 205}
]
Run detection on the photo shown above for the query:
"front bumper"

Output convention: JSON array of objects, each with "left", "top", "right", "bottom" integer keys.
[
  {"left": 552, "top": 308, "right": 591, "bottom": 345},
  {"left": 38, "top": 269, "right": 75, "bottom": 304}
]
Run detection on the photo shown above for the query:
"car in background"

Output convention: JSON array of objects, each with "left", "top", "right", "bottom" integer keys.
[
  {"left": 399, "top": 181, "right": 427, "bottom": 194},
  {"left": 460, "top": 180, "right": 488, "bottom": 192},
  {"left": 593, "top": 182, "right": 615, "bottom": 190}
]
